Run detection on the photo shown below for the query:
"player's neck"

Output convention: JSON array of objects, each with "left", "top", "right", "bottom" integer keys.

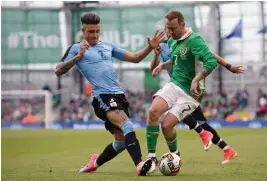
[
  {"left": 178, "top": 27, "right": 192, "bottom": 41},
  {"left": 89, "top": 42, "right": 98, "bottom": 46},
  {"left": 181, "top": 27, "right": 187, "bottom": 37}
]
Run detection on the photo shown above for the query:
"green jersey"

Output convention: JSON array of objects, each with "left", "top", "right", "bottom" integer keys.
[{"left": 168, "top": 31, "right": 217, "bottom": 101}]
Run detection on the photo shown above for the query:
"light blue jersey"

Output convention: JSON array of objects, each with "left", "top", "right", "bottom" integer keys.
[
  {"left": 158, "top": 41, "right": 172, "bottom": 76},
  {"left": 62, "top": 41, "right": 126, "bottom": 97}
]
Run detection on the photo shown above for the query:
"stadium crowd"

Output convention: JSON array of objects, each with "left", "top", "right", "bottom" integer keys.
[{"left": 2, "top": 88, "right": 267, "bottom": 123}]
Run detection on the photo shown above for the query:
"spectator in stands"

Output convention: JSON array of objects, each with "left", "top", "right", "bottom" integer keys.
[
  {"left": 256, "top": 89, "right": 267, "bottom": 119},
  {"left": 21, "top": 112, "right": 37, "bottom": 124},
  {"left": 59, "top": 107, "right": 72, "bottom": 123},
  {"left": 238, "top": 89, "right": 249, "bottom": 110}
]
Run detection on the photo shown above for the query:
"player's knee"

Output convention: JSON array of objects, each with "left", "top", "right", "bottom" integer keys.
[
  {"left": 112, "top": 141, "right": 125, "bottom": 153},
  {"left": 114, "top": 130, "right": 124, "bottom": 141},
  {"left": 148, "top": 107, "right": 161, "bottom": 120},
  {"left": 161, "top": 120, "right": 173, "bottom": 130},
  {"left": 120, "top": 120, "right": 134, "bottom": 136}
]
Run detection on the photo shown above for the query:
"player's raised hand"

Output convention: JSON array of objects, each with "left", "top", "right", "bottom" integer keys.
[
  {"left": 154, "top": 46, "right": 162, "bottom": 56},
  {"left": 152, "top": 63, "right": 163, "bottom": 77},
  {"left": 229, "top": 65, "right": 244, "bottom": 74},
  {"left": 78, "top": 40, "right": 90, "bottom": 57},
  {"left": 147, "top": 30, "right": 165, "bottom": 49}
]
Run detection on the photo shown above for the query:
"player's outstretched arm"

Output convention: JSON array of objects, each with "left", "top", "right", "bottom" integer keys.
[
  {"left": 123, "top": 30, "right": 165, "bottom": 63},
  {"left": 213, "top": 54, "right": 244, "bottom": 74},
  {"left": 152, "top": 60, "right": 171, "bottom": 77},
  {"left": 150, "top": 46, "right": 161, "bottom": 71},
  {"left": 55, "top": 55, "right": 82, "bottom": 76},
  {"left": 55, "top": 40, "right": 89, "bottom": 76}
]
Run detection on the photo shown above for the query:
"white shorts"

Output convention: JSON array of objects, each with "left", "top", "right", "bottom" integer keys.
[
  {"left": 159, "top": 111, "right": 169, "bottom": 123},
  {"left": 154, "top": 82, "right": 200, "bottom": 121}
]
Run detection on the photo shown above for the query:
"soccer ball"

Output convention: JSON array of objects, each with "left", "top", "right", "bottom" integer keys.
[{"left": 158, "top": 153, "right": 182, "bottom": 176}]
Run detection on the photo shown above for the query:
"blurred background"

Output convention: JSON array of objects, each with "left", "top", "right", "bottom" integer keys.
[{"left": 1, "top": 1, "right": 267, "bottom": 129}]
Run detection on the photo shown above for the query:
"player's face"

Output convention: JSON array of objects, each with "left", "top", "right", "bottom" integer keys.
[
  {"left": 165, "top": 27, "right": 171, "bottom": 40},
  {"left": 82, "top": 24, "right": 100, "bottom": 45},
  {"left": 165, "top": 18, "right": 184, "bottom": 39}
]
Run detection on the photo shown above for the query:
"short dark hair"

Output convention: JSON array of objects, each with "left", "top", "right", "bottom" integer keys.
[
  {"left": 165, "top": 10, "right": 184, "bottom": 24},
  {"left": 81, "top": 13, "right": 100, "bottom": 25}
]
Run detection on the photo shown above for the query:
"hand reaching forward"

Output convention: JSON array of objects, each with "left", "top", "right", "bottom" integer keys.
[{"left": 147, "top": 30, "right": 165, "bottom": 49}]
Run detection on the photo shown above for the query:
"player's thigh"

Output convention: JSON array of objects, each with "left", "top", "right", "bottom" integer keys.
[
  {"left": 106, "top": 109, "right": 130, "bottom": 128},
  {"left": 169, "top": 101, "right": 198, "bottom": 122},
  {"left": 191, "top": 106, "right": 207, "bottom": 125},
  {"left": 106, "top": 93, "right": 130, "bottom": 127},
  {"left": 159, "top": 111, "right": 169, "bottom": 123},
  {"left": 150, "top": 82, "right": 178, "bottom": 115},
  {"left": 161, "top": 112, "right": 179, "bottom": 129},
  {"left": 149, "top": 96, "right": 169, "bottom": 116},
  {"left": 170, "top": 97, "right": 199, "bottom": 122},
  {"left": 92, "top": 94, "right": 130, "bottom": 130},
  {"left": 104, "top": 121, "right": 123, "bottom": 135}
]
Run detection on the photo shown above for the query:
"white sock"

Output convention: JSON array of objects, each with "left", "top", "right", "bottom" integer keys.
[
  {"left": 148, "top": 153, "right": 156, "bottom": 158},
  {"left": 216, "top": 138, "right": 223, "bottom": 146},
  {"left": 223, "top": 146, "right": 230, "bottom": 151},
  {"left": 93, "top": 160, "right": 99, "bottom": 168},
  {"left": 171, "top": 150, "right": 178, "bottom": 154}
]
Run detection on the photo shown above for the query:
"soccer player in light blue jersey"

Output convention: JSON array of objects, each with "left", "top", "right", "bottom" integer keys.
[{"left": 55, "top": 13, "right": 165, "bottom": 176}]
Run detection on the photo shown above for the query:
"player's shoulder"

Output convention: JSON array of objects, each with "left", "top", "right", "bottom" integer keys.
[
  {"left": 189, "top": 32, "right": 204, "bottom": 41},
  {"left": 160, "top": 40, "right": 168, "bottom": 48},
  {"left": 67, "top": 42, "right": 81, "bottom": 50},
  {"left": 159, "top": 40, "right": 168, "bottom": 49},
  {"left": 60, "top": 42, "right": 80, "bottom": 62},
  {"left": 160, "top": 40, "right": 168, "bottom": 46},
  {"left": 188, "top": 32, "right": 205, "bottom": 46}
]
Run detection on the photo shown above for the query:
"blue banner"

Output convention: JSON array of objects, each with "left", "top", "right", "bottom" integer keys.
[
  {"left": 258, "top": 26, "right": 267, "bottom": 34},
  {"left": 1, "top": 122, "right": 45, "bottom": 129},
  {"left": 224, "top": 19, "right": 242, "bottom": 39},
  {"left": 2, "top": 120, "right": 267, "bottom": 129}
]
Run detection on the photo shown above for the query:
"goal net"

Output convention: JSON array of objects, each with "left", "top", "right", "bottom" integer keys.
[{"left": 1, "top": 90, "right": 53, "bottom": 129}]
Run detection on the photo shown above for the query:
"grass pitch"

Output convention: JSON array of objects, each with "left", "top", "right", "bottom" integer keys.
[{"left": 2, "top": 128, "right": 267, "bottom": 181}]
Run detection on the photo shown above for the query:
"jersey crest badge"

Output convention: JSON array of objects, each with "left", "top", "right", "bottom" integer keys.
[
  {"left": 180, "top": 47, "right": 188, "bottom": 60},
  {"left": 102, "top": 45, "right": 109, "bottom": 50}
]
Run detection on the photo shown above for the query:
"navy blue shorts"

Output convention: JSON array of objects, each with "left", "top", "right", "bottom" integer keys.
[{"left": 92, "top": 94, "right": 129, "bottom": 134}]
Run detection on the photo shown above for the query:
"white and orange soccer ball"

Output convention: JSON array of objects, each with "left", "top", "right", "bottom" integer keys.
[{"left": 158, "top": 153, "right": 182, "bottom": 176}]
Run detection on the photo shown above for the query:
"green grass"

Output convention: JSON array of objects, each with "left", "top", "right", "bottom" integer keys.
[{"left": 2, "top": 128, "right": 267, "bottom": 181}]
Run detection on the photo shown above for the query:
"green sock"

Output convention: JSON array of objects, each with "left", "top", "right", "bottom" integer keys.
[
  {"left": 165, "top": 132, "right": 178, "bottom": 153},
  {"left": 146, "top": 125, "right": 160, "bottom": 153}
]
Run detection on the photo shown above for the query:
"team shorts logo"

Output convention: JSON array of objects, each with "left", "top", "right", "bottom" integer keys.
[
  {"left": 180, "top": 47, "right": 188, "bottom": 60},
  {"left": 110, "top": 98, "right": 117, "bottom": 107}
]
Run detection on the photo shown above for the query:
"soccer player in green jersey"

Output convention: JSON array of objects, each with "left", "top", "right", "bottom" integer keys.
[
  {"left": 146, "top": 10, "right": 239, "bottom": 169},
  {"left": 149, "top": 28, "right": 242, "bottom": 165}
]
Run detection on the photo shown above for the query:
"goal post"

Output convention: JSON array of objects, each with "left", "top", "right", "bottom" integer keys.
[{"left": 1, "top": 90, "right": 53, "bottom": 129}]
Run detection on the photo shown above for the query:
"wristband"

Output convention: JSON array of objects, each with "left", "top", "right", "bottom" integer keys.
[{"left": 225, "top": 63, "right": 231, "bottom": 70}]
